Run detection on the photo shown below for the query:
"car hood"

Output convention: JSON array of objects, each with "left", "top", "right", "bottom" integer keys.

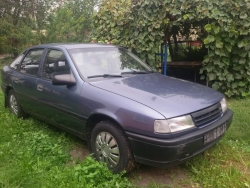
[{"left": 89, "top": 73, "right": 223, "bottom": 118}]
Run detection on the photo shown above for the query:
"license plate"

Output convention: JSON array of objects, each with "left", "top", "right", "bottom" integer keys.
[{"left": 204, "top": 123, "right": 227, "bottom": 145}]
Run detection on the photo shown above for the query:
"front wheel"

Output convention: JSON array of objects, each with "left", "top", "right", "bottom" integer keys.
[
  {"left": 8, "top": 90, "right": 27, "bottom": 118},
  {"left": 91, "top": 121, "right": 135, "bottom": 173}
]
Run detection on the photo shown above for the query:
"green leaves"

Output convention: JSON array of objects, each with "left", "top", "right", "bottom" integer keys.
[
  {"left": 208, "top": 73, "right": 216, "bottom": 81},
  {"left": 93, "top": 0, "right": 250, "bottom": 98},
  {"left": 240, "top": 13, "right": 248, "bottom": 19},
  {"left": 205, "top": 24, "right": 220, "bottom": 34},
  {"left": 213, "top": 26, "right": 220, "bottom": 34},
  {"left": 225, "top": 43, "right": 232, "bottom": 52},
  {"left": 239, "top": 58, "right": 246, "bottom": 64},
  {"left": 238, "top": 39, "right": 248, "bottom": 48},
  {"left": 46, "top": 0, "right": 98, "bottom": 43},
  {"left": 239, "top": 28, "right": 249, "bottom": 35},
  {"left": 183, "top": 14, "right": 190, "bottom": 20},
  {"left": 216, "top": 40, "right": 223, "bottom": 48},
  {"left": 204, "top": 35, "right": 215, "bottom": 44},
  {"left": 204, "top": 24, "right": 212, "bottom": 32},
  {"left": 201, "top": 1, "right": 250, "bottom": 98}
]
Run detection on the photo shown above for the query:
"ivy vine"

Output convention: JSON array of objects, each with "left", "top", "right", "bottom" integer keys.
[{"left": 93, "top": 0, "right": 250, "bottom": 98}]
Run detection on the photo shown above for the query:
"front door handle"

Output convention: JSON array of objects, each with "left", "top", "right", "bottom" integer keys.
[{"left": 37, "top": 84, "right": 43, "bottom": 91}]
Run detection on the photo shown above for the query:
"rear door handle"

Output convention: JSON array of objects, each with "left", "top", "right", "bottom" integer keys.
[{"left": 37, "top": 84, "right": 43, "bottom": 91}]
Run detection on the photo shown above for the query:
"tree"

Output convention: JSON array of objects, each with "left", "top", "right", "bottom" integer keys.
[
  {"left": 0, "top": 0, "right": 58, "bottom": 56},
  {"left": 93, "top": 0, "right": 250, "bottom": 98},
  {"left": 45, "top": 0, "right": 99, "bottom": 43}
]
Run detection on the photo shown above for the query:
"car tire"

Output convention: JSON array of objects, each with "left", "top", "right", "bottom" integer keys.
[
  {"left": 8, "top": 90, "right": 27, "bottom": 118},
  {"left": 91, "top": 120, "right": 135, "bottom": 173}
]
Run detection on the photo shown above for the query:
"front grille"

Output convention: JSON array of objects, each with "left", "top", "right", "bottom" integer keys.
[{"left": 191, "top": 103, "right": 222, "bottom": 127}]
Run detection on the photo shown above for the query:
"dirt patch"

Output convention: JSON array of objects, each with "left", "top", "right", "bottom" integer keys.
[
  {"left": 128, "top": 164, "right": 200, "bottom": 188},
  {"left": 69, "top": 143, "right": 90, "bottom": 163}
]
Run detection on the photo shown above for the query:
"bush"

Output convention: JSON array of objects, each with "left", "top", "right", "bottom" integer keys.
[{"left": 93, "top": 0, "right": 250, "bottom": 98}]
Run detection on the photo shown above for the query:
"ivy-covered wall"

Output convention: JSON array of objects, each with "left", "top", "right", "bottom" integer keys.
[
  {"left": 93, "top": 0, "right": 250, "bottom": 98},
  {"left": 201, "top": 1, "right": 250, "bottom": 98}
]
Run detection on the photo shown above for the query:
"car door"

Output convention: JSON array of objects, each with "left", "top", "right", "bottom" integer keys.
[
  {"left": 35, "top": 49, "right": 86, "bottom": 135},
  {"left": 12, "top": 48, "right": 45, "bottom": 113}
]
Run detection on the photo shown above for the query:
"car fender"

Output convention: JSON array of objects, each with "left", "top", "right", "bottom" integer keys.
[{"left": 81, "top": 83, "right": 165, "bottom": 137}]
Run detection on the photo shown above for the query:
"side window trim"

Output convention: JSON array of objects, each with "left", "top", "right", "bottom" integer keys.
[
  {"left": 19, "top": 48, "right": 45, "bottom": 77},
  {"left": 10, "top": 50, "right": 27, "bottom": 70},
  {"left": 41, "top": 48, "right": 70, "bottom": 80}
]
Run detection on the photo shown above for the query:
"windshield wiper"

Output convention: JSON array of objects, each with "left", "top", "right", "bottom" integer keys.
[
  {"left": 87, "top": 74, "right": 123, "bottom": 79},
  {"left": 121, "top": 71, "right": 154, "bottom": 75}
]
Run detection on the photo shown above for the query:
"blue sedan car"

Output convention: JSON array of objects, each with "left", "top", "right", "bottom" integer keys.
[{"left": 1, "top": 43, "right": 233, "bottom": 173}]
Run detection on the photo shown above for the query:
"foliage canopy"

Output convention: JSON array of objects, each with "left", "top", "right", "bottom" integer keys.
[
  {"left": 0, "top": 0, "right": 52, "bottom": 56},
  {"left": 46, "top": 0, "right": 98, "bottom": 43},
  {"left": 93, "top": 0, "right": 250, "bottom": 98},
  {"left": 0, "top": 0, "right": 98, "bottom": 55}
]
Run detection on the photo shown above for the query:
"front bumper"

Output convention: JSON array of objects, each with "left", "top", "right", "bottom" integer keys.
[{"left": 126, "top": 109, "right": 233, "bottom": 167}]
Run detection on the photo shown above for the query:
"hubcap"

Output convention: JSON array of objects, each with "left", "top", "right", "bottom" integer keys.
[
  {"left": 95, "top": 132, "right": 120, "bottom": 168},
  {"left": 10, "top": 94, "right": 18, "bottom": 115}
]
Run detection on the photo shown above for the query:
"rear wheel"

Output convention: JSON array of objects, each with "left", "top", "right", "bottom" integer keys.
[
  {"left": 8, "top": 90, "right": 27, "bottom": 118},
  {"left": 91, "top": 121, "right": 135, "bottom": 173}
]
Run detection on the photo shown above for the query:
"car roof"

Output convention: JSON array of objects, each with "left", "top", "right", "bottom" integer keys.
[{"left": 32, "top": 43, "right": 118, "bottom": 49}]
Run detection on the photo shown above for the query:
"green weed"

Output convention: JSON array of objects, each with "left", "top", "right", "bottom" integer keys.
[{"left": 0, "top": 91, "right": 129, "bottom": 188}]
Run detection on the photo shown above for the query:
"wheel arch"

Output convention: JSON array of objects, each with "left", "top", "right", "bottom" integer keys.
[
  {"left": 87, "top": 113, "right": 136, "bottom": 172},
  {"left": 86, "top": 113, "right": 124, "bottom": 142}
]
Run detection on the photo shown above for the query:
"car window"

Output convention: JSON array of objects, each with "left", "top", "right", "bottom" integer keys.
[
  {"left": 10, "top": 52, "right": 26, "bottom": 70},
  {"left": 20, "top": 49, "right": 44, "bottom": 76},
  {"left": 42, "top": 49, "right": 70, "bottom": 80},
  {"left": 69, "top": 47, "right": 152, "bottom": 78}
]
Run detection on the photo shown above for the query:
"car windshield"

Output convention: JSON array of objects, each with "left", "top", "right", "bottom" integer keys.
[{"left": 68, "top": 47, "right": 153, "bottom": 79}]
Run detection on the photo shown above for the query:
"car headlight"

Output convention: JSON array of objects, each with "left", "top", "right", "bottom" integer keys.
[
  {"left": 154, "top": 115, "right": 195, "bottom": 133},
  {"left": 220, "top": 98, "right": 227, "bottom": 113}
]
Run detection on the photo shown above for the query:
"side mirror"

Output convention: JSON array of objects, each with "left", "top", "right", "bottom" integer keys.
[{"left": 52, "top": 73, "right": 76, "bottom": 86}]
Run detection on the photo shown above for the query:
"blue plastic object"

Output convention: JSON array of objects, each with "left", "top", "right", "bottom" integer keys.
[{"left": 155, "top": 44, "right": 168, "bottom": 75}]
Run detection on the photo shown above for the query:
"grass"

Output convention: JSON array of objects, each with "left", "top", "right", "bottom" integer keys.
[
  {"left": 1, "top": 57, "right": 250, "bottom": 187},
  {"left": 0, "top": 93, "right": 131, "bottom": 188},
  {"left": 177, "top": 98, "right": 250, "bottom": 188}
]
